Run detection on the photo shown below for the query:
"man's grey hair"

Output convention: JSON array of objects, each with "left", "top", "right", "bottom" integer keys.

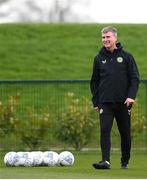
[{"left": 101, "top": 26, "right": 118, "bottom": 37}]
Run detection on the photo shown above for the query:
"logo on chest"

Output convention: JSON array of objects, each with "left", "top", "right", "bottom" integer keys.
[
  {"left": 117, "top": 57, "right": 123, "bottom": 63},
  {"left": 102, "top": 59, "right": 107, "bottom": 64}
]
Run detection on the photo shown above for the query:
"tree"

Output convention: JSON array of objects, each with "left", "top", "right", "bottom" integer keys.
[
  {"left": 49, "top": 0, "right": 75, "bottom": 22},
  {"left": 0, "top": 0, "right": 9, "bottom": 4}
]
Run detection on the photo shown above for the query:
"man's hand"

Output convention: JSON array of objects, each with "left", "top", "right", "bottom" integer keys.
[
  {"left": 124, "top": 98, "right": 135, "bottom": 107},
  {"left": 94, "top": 106, "right": 99, "bottom": 112}
]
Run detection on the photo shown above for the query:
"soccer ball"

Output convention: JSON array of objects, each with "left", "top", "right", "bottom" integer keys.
[
  {"left": 14, "top": 152, "right": 33, "bottom": 166},
  {"left": 58, "top": 151, "right": 74, "bottom": 166},
  {"left": 14, "top": 152, "right": 25, "bottom": 166},
  {"left": 31, "top": 151, "right": 43, "bottom": 166},
  {"left": 4, "top": 151, "right": 19, "bottom": 166},
  {"left": 21, "top": 152, "right": 33, "bottom": 167},
  {"left": 43, "top": 151, "right": 59, "bottom": 166}
]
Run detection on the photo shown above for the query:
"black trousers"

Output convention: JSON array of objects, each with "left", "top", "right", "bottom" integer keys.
[{"left": 99, "top": 102, "right": 131, "bottom": 164}]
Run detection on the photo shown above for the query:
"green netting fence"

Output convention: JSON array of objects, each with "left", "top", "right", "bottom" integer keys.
[{"left": 0, "top": 80, "right": 147, "bottom": 152}]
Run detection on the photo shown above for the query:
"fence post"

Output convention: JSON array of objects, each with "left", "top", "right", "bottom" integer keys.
[
  {"left": 146, "top": 82, "right": 147, "bottom": 117},
  {"left": 144, "top": 81, "right": 147, "bottom": 152}
]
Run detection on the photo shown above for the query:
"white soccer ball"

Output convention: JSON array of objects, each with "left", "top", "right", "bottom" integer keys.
[
  {"left": 14, "top": 152, "right": 33, "bottom": 166},
  {"left": 58, "top": 151, "right": 74, "bottom": 166},
  {"left": 43, "top": 151, "right": 59, "bottom": 166},
  {"left": 22, "top": 152, "right": 33, "bottom": 167},
  {"left": 4, "top": 151, "right": 19, "bottom": 166},
  {"left": 14, "top": 152, "right": 25, "bottom": 166},
  {"left": 31, "top": 151, "right": 43, "bottom": 166}
]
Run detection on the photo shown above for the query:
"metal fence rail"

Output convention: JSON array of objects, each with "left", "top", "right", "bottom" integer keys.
[{"left": 0, "top": 80, "right": 147, "bottom": 152}]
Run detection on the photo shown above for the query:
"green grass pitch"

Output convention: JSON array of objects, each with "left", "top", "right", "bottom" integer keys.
[{"left": 0, "top": 151, "right": 147, "bottom": 179}]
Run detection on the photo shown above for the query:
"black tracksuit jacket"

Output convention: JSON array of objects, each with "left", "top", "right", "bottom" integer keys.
[{"left": 90, "top": 43, "right": 140, "bottom": 107}]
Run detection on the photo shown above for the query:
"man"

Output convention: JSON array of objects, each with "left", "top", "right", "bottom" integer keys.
[{"left": 90, "top": 26, "right": 140, "bottom": 169}]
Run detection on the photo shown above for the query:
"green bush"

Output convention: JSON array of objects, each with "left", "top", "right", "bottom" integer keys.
[
  {"left": 131, "top": 99, "right": 146, "bottom": 138},
  {"left": 57, "top": 92, "right": 97, "bottom": 151},
  {"left": 0, "top": 94, "right": 20, "bottom": 136},
  {"left": 0, "top": 93, "right": 52, "bottom": 149},
  {"left": 17, "top": 107, "right": 51, "bottom": 150}
]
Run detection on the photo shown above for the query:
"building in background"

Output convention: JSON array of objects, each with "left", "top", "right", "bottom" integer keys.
[{"left": 0, "top": 0, "right": 147, "bottom": 23}]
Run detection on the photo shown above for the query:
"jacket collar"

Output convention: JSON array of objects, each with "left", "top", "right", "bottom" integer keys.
[{"left": 99, "top": 42, "right": 123, "bottom": 56}]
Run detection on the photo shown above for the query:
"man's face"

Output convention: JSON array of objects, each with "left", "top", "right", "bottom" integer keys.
[{"left": 102, "top": 31, "right": 117, "bottom": 50}]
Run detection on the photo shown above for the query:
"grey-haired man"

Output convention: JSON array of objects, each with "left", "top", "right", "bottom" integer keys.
[{"left": 90, "top": 26, "right": 140, "bottom": 169}]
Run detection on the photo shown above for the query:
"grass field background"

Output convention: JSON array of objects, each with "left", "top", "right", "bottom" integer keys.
[
  {"left": 0, "top": 23, "right": 147, "bottom": 80},
  {"left": 1, "top": 151, "right": 147, "bottom": 179}
]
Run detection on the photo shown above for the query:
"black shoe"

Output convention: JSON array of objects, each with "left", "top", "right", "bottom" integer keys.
[
  {"left": 93, "top": 160, "right": 110, "bottom": 169},
  {"left": 121, "top": 162, "right": 128, "bottom": 169}
]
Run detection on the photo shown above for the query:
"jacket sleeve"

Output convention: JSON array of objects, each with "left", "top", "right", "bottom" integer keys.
[
  {"left": 90, "top": 56, "right": 100, "bottom": 107},
  {"left": 127, "top": 54, "right": 140, "bottom": 99}
]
